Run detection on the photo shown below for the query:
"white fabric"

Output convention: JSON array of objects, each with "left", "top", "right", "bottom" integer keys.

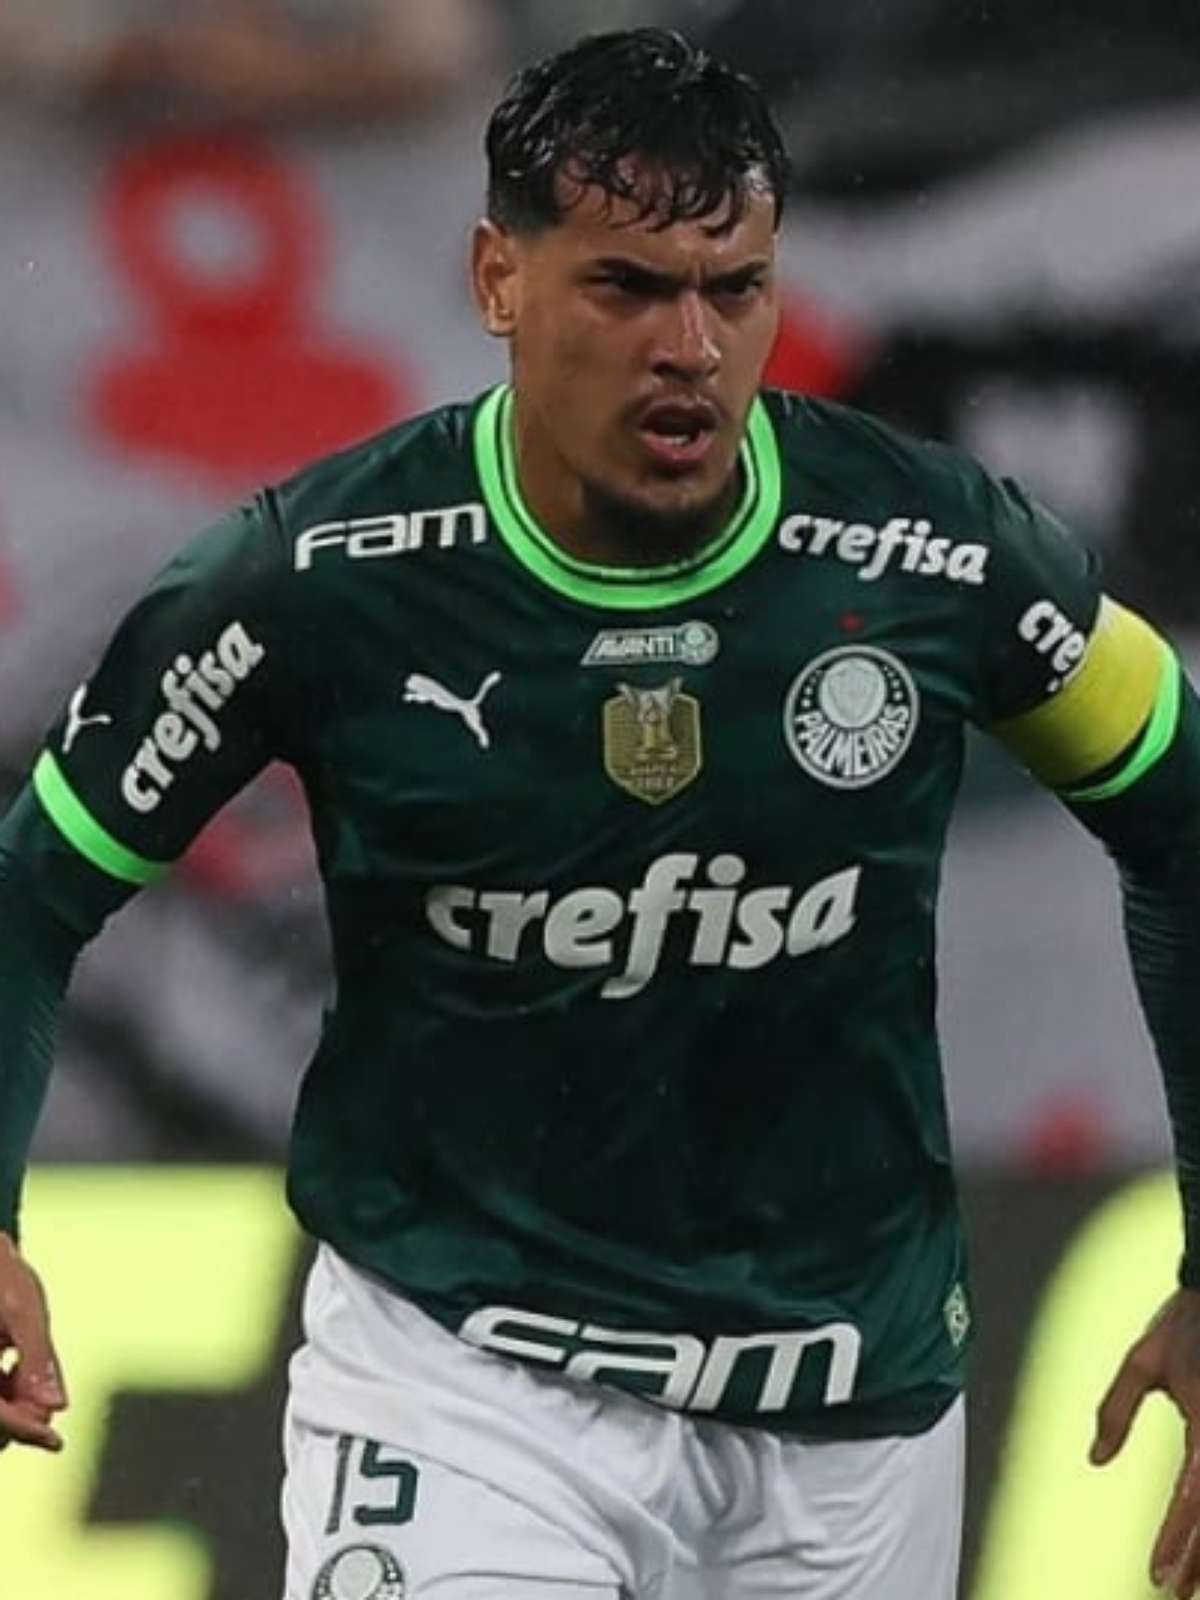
[{"left": 282, "top": 1247, "right": 964, "bottom": 1600}]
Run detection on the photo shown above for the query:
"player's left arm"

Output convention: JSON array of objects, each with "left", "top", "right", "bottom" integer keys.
[{"left": 977, "top": 477, "right": 1200, "bottom": 1599}]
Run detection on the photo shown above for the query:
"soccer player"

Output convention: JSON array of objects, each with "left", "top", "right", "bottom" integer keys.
[{"left": 2, "top": 26, "right": 1200, "bottom": 1600}]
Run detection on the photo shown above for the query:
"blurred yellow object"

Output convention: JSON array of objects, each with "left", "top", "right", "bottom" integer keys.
[
  {"left": 8, "top": 1167, "right": 297, "bottom": 1600},
  {"left": 972, "top": 1169, "right": 1180, "bottom": 1600}
]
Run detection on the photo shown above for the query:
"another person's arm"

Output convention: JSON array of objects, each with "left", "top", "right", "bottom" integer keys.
[
  {"left": 0, "top": 0, "right": 497, "bottom": 123},
  {"left": 136, "top": 0, "right": 497, "bottom": 127},
  {"left": 0, "top": 1, "right": 165, "bottom": 108}
]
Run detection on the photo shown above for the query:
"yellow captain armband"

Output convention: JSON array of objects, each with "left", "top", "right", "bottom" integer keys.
[{"left": 993, "top": 598, "right": 1178, "bottom": 796}]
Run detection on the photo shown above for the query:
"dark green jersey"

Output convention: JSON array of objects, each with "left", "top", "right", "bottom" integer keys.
[{"left": 32, "top": 387, "right": 1101, "bottom": 1438}]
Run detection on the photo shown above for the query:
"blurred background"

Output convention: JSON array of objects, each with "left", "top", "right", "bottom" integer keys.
[{"left": 4, "top": 1, "right": 1199, "bottom": 1594}]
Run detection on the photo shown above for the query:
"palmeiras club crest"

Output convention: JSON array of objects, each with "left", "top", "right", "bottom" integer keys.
[
  {"left": 603, "top": 677, "right": 703, "bottom": 805},
  {"left": 783, "top": 645, "right": 919, "bottom": 789},
  {"left": 311, "top": 1544, "right": 406, "bottom": 1600}
]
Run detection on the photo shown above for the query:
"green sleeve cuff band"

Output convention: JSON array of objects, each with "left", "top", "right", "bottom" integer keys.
[
  {"left": 32, "top": 751, "right": 170, "bottom": 886},
  {"left": 1064, "top": 647, "right": 1181, "bottom": 804}
]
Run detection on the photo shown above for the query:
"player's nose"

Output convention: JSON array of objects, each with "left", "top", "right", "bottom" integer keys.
[{"left": 652, "top": 290, "right": 721, "bottom": 383}]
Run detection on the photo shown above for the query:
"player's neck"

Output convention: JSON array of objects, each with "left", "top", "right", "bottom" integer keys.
[{"left": 510, "top": 408, "right": 742, "bottom": 571}]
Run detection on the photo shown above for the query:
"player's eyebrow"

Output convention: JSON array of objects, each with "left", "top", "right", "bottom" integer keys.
[
  {"left": 586, "top": 256, "right": 772, "bottom": 294},
  {"left": 704, "top": 259, "right": 772, "bottom": 292}
]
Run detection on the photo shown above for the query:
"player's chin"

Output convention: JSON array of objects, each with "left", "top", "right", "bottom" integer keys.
[
  {"left": 633, "top": 471, "right": 729, "bottom": 528},
  {"left": 584, "top": 451, "right": 734, "bottom": 541}
]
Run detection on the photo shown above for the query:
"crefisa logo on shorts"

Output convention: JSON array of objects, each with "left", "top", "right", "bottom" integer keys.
[
  {"left": 784, "top": 646, "right": 919, "bottom": 789},
  {"left": 311, "top": 1544, "right": 406, "bottom": 1600}
]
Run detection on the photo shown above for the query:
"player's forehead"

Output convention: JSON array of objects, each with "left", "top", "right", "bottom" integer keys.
[{"left": 545, "top": 165, "right": 777, "bottom": 274}]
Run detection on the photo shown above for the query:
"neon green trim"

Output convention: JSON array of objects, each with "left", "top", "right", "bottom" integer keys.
[
  {"left": 33, "top": 751, "right": 169, "bottom": 886},
  {"left": 473, "top": 384, "right": 781, "bottom": 610},
  {"left": 494, "top": 387, "right": 759, "bottom": 581},
  {"left": 1064, "top": 646, "right": 1181, "bottom": 803}
]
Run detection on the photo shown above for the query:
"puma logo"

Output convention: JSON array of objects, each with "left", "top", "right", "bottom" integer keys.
[
  {"left": 63, "top": 683, "right": 113, "bottom": 754},
  {"left": 403, "top": 670, "right": 502, "bottom": 750}
]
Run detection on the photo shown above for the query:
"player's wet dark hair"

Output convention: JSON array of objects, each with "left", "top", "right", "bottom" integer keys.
[{"left": 486, "top": 28, "right": 789, "bottom": 235}]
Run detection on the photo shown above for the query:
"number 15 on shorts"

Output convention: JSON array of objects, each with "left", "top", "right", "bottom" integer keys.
[{"left": 326, "top": 1436, "right": 420, "bottom": 1534}]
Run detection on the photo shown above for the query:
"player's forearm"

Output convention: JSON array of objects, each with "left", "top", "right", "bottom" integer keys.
[
  {"left": 0, "top": 786, "right": 128, "bottom": 1237},
  {"left": 1062, "top": 665, "right": 1200, "bottom": 1286},
  {"left": 0, "top": 846, "right": 80, "bottom": 1238},
  {"left": 1120, "top": 844, "right": 1200, "bottom": 1287}
]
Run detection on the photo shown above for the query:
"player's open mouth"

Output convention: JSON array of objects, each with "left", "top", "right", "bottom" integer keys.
[{"left": 635, "top": 401, "right": 718, "bottom": 469}]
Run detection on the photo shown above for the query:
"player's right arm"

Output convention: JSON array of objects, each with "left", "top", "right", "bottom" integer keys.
[{"left": 0, "top": 497, "right": 298, "bottom": 1452}]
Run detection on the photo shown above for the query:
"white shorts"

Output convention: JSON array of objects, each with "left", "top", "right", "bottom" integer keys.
[{"left": 282, "top": 1247, "right": 964, "bottom": 1600}]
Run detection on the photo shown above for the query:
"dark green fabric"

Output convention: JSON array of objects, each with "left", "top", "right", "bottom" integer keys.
[
  {"left": 0, "top": 788, "right": 122, "bottom": 1235},
  {"left": 1067, "top": 676, "right": 1200, "bottom": 1286},
  {"left": 1122, "top": 847, "right": 1200, "bottom": 1289},
  {"left": 0, "top": 390, "right": 1118, "bottom": 1434}
]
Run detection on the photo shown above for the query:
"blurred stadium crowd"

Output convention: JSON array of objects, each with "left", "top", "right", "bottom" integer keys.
[{"left": 3, "top": 0, "right": 1200, "bottom": 1177}]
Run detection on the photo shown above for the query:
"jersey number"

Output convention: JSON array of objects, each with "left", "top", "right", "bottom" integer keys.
[{"left": 325, "top": 1437, "right": 420, "bottom": 1534}]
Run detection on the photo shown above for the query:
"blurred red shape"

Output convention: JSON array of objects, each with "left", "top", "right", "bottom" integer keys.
[
  {"left": 1021, "top": 1092, "right": 1111, "bottom": 1174},
  {"left": 88, "top": 133, "right": 412, "bottom": 484},
  {"left": 764, "top": 288, "right": 869, "bottom": 400}
]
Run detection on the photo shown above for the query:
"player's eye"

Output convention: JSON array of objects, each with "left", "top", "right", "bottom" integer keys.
[
  {"left": 591, "top": 267, "right": 666, "bottom": 298},
  {"left": 710, "top": 273, "right": 767, "bottom": 303}
]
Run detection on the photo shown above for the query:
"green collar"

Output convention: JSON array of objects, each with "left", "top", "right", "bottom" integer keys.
[{"left": 473, "top": 384, "right": 781, "bottom": 610}]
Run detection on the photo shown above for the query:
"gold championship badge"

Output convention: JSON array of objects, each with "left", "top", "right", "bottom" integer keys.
[{"left": 603, "top": 678, "right": 703, "bottom": 805}]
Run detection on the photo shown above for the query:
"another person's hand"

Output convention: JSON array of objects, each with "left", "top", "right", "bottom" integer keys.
[
  {"left": 0, "top": 1233, "right": 66, "bottom": 1452},
  {"left": 156, "top": 20, "right": 310, "bottom": 120},
  {"left": 1092, "top": 1289, "right": 1200, "bottom": 1596}
]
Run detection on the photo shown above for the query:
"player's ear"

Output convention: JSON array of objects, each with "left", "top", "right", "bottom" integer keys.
[{"left": 472, "top": 220, "right": 520, "bottom": 338}]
